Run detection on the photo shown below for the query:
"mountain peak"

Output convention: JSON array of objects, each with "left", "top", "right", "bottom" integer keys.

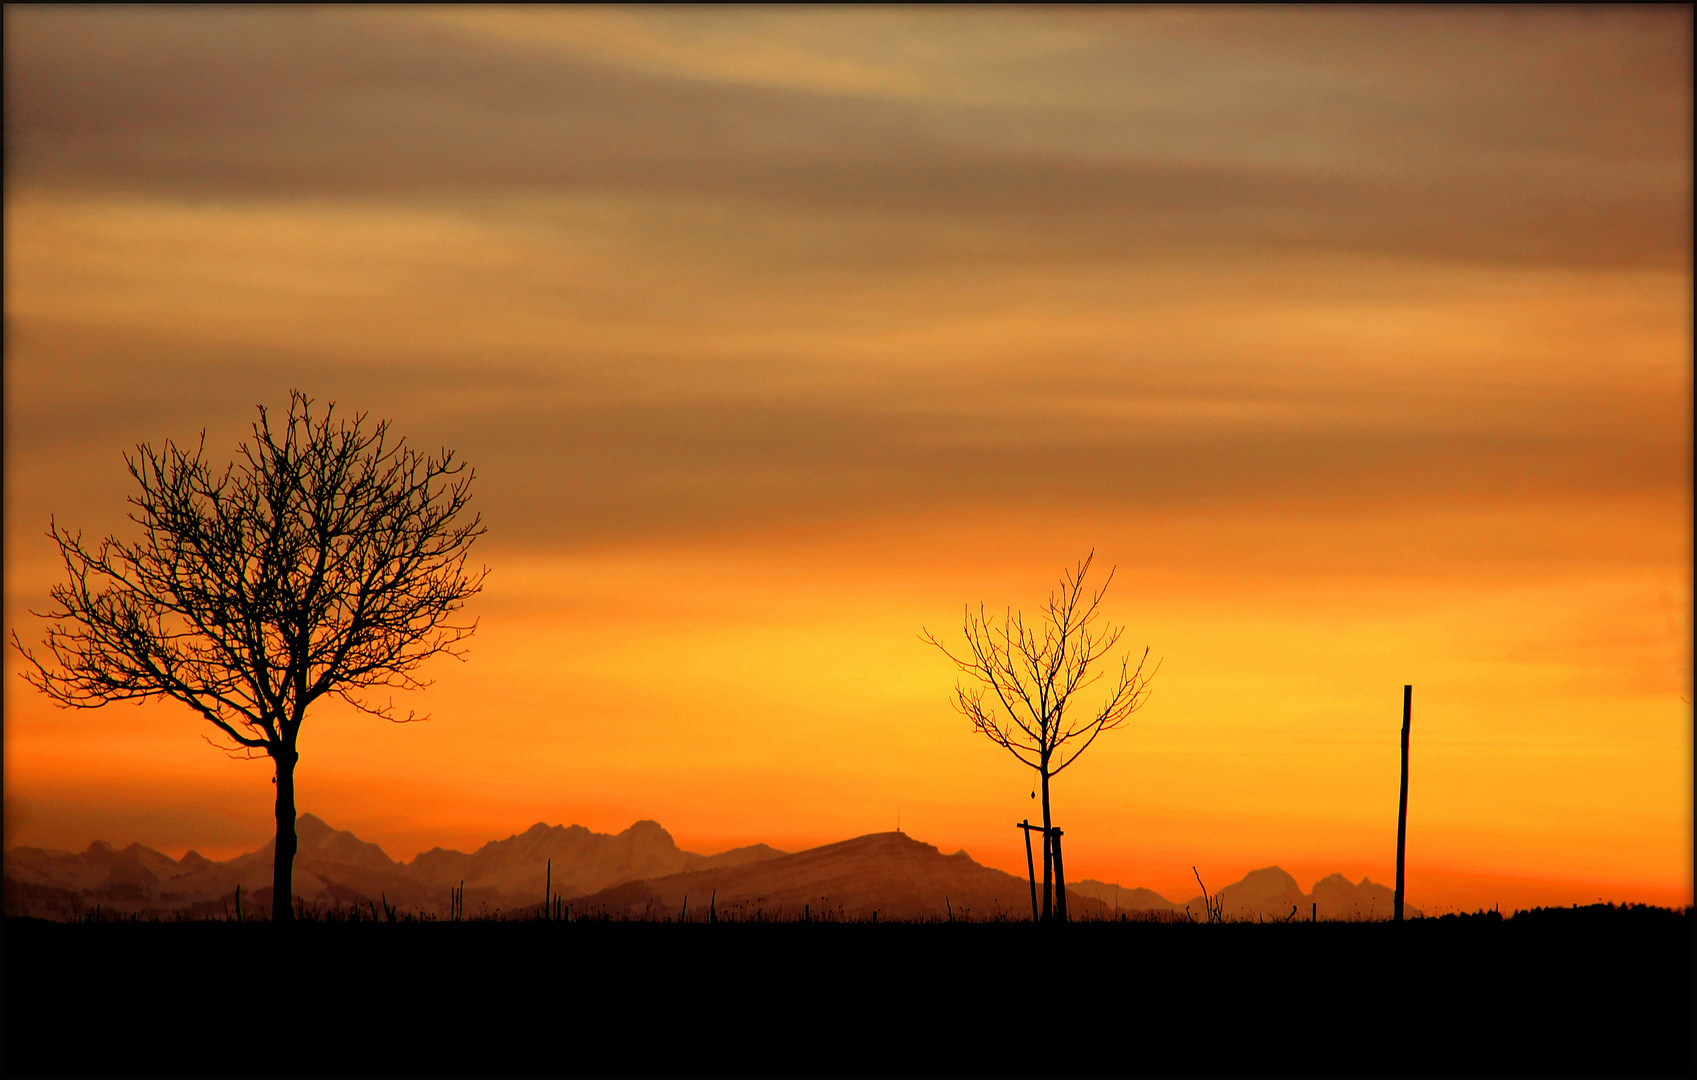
[
  {"left": 290, "top": 813, "right": 395, "bottom": 871},
  {"left": 621, "top": 820, "right": 677, "bottom": 847},
  {"left": 295, "top": 814, "right": 334, "bottom": 841},
  {"left": 1241, "top": 866, "right": 1299, "bottom": 889}
]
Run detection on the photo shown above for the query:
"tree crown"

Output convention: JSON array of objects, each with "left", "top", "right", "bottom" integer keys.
[
  {"left": 923, "top": 552, "right": 1156, "bottom": 776},
  {"left": 13, "top": 392, "right": 488, "bottom": 756}
]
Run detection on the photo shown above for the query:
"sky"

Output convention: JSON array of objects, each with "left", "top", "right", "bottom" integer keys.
[{"left": 4, "top": 6, "right": 1690, "bottom": 912}]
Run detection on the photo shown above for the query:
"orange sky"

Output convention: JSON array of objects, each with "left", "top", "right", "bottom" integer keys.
[{"left": 4, "top": 6, "right": 1690, "bottom": 912}]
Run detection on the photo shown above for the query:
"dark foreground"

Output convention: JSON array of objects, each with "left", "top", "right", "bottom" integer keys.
[{"left": 4, "top": 907, "right": 1691, "bottom": 1077}]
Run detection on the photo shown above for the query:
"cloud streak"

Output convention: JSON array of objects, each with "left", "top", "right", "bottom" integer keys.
[{"left": 7, "top": 7, "right": 1688, "bottom": 269}]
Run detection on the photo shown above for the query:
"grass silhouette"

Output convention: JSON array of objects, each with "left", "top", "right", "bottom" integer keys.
[
  {"left": 6, "top": 903, "right": 1688, "bottom": 1075},
  {"left": 8, "top": 902, "right": 1690, "bottom": 1075}
]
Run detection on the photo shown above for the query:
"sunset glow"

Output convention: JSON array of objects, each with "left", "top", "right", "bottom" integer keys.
[{"left": 4, "top": 6, "right": 1689, "bottom": 914}]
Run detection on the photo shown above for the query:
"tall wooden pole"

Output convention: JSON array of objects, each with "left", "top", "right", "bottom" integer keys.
[{"left": 1394, "top": 684, "right": 1411, "bottom": 922}]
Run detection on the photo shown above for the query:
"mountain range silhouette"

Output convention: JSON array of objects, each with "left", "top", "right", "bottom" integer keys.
[
  {"left": 1074, "top": 866, "right": 1419, "bottom": 921},
  {"left": 569, "top": 830, "right": 1098, "bottom": 921},
  {"left": 2, "top": 815, "right": 1414, "bottom": 919}
]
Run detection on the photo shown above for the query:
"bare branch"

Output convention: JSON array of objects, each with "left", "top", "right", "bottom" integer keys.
[
  {"left": 927, "top": 552, "right": 1158, "bottom": 811},
  {"left": 11, "top": 390, "right": 485, "bottom": 759}
]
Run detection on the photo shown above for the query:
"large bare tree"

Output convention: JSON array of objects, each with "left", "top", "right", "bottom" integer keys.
[
  {"left": 924, "top": 552, "right": 1155, "bottom": 919},
  {"left": 13, "top": 392, "right": 486, "bottom": 922}
]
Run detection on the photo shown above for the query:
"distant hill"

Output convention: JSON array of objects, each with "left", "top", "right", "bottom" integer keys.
[
  {"left": 1177, "top": 866, "right": 1421, "bottom": 921},
  {"left": 570, "top": 832, "right": 1109, "bottom": 922},
  {"left": 406, "top": 819, "right": 731, "bottom": 900},
  {"left": 5, "top": 817, "right": 1419, "bottom": 921},
  {"left": 965, "top": 866, "right": 1419, "bottom": 922},
  {"left": 1306, "top": 872, "right": 1414, "bottom": 920},
  {"left": 1070, "top": 879, "right": 1177, "bottom": 911},
  {"left": 2, "top": 814, "right": 786, "bottom": 919},
  {"left": 6, "top": 814, "right": 445, "bottom": 918}
]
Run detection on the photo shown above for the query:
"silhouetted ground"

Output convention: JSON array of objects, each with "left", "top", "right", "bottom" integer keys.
[{"left": 4, "top": 906, "right": 1690, "bottom": 1076}]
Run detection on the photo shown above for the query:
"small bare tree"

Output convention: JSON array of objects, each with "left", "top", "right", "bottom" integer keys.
[
  {"left": 12, "top": 392, "right": 486, "bottom": 922},
  {"left": 923, "top": 552, "right": 1155, "bottom": 919}
]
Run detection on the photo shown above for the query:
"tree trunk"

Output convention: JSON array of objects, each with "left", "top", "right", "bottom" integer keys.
[
  {"left": 1040, "top": 765, "right": 1053, "bottom": 921},
  {"left": 273, "top": 747, "right": 298, "bottom": 923}
]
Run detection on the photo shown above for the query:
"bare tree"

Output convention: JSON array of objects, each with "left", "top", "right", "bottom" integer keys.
[
  {"left": 923, "top": 552, "right": 1155, "bottom": 920},
  {"left": 12, "top": 392, "right": 486, "bottom": 922}
]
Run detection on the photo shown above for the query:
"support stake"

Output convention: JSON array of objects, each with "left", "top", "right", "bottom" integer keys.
[
  {"left": 1052, "top": 829, "right": 1068, "bottom": 923},
  {"left": 1019, "top": 820, "right": 1039, "bottom": 922}
]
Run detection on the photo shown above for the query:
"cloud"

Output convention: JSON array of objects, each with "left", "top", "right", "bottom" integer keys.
[
  {"left": 5, "top": 6, "right": 1688, "bottom": 269},
  {"left": 5, "top": 317, "right": 1683, "bottom": 562}
]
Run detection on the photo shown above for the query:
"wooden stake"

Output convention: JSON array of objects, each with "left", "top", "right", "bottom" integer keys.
[
  {"left": 1031, "top": 825, "right": 1045, "bottom": 916},
  {"left": 1395, "top": 684, "right": 1411, "bottom": 922},
  {"left": 1020, "top": 820, "right": 1039, "bottom": 922},
  {"left": 1052, "top": 829, "right": 1068, "bottom": 923}
]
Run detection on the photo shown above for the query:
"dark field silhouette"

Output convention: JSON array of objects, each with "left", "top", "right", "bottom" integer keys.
[{"left": 4, "top": 905, "right": 1689, "bottom": 1076}]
